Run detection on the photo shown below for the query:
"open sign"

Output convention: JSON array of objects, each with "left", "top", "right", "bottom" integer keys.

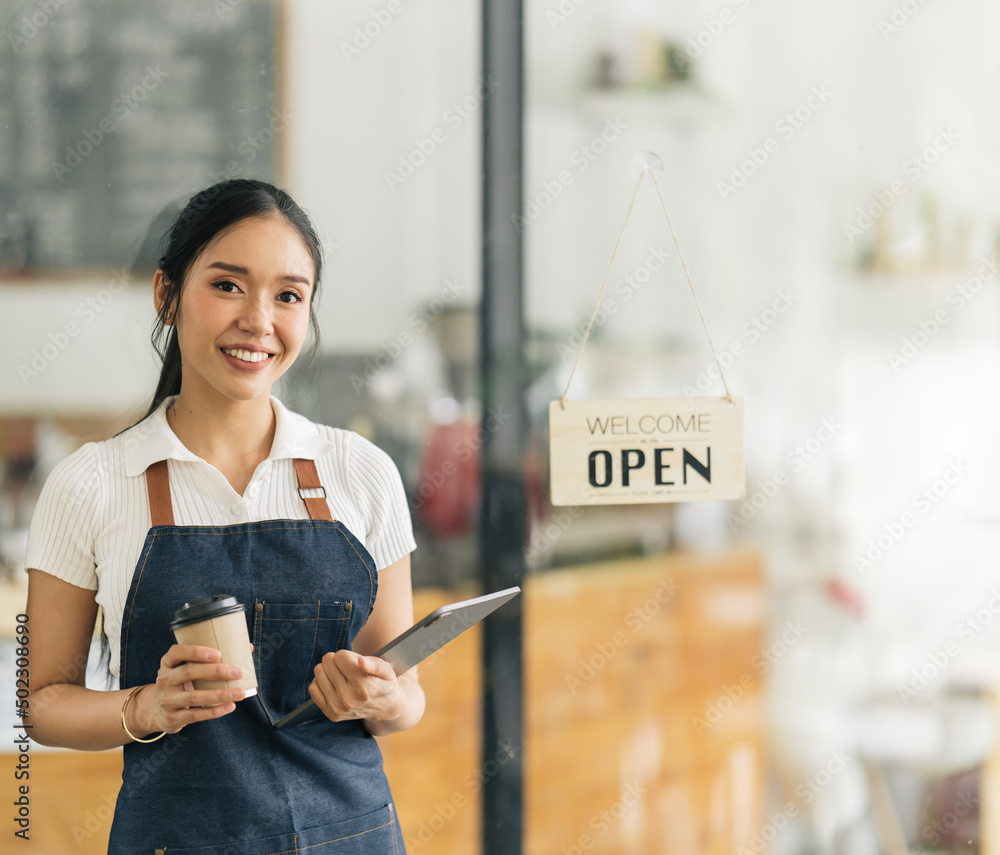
[{"left": 549, "top": 397, "right": 745, "bottom": 505}]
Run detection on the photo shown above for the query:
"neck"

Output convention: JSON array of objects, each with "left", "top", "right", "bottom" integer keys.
[{"left": 166, "top": 388, "right": 276, "bottom": 470}]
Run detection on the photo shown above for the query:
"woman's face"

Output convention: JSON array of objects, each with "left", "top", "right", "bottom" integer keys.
[{"left": 159, "top": 214, "right": 315, "bottom": 406}]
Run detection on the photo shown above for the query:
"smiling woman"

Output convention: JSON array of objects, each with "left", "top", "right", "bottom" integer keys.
[
  {"left": 22, "top": 179, "right": 422, "bottom": 854},
  {"left": 154, "top": 220, "right": 314, "bottom": 457},
  {"left": 146, "top": 181, "right": 323, "bottom": 422}
]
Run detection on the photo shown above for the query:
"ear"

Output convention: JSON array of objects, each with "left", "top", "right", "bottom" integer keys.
[{"left": 153, "top": 270, "right": 175, "bottom": 324}]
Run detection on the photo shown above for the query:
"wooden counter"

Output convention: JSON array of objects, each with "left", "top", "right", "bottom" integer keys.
[{"left": 381, "top": 548, "right": 767, "bottom": 854}]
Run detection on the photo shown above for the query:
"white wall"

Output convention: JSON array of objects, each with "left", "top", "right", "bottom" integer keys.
[{"left": 285, "top": 0, "right": 479, "bottom": 353}]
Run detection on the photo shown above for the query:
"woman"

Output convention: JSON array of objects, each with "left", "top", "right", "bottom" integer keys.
[{"left": 24, "top": 179, "right": 423, "bottom": 854}]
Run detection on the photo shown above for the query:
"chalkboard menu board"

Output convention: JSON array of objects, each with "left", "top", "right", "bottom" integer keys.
[{"left": 0, "top": 0, "right": 282, "bottom": 274}]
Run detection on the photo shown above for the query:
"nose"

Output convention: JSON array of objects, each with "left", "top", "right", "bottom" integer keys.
[{"left": 237, "top": 295, "right": 274, "bottom": 338}]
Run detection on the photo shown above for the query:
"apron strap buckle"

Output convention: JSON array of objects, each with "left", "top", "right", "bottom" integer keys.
[{"left": 293, "top": 459, "right": 335, "bottom": 522}]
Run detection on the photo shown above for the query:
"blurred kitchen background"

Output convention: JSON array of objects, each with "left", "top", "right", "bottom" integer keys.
[{"left": 2, "top": 0, "right": 1000, "bottom": 853}]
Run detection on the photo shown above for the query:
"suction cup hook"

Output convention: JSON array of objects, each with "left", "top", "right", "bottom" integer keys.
[{"left": 629, "top": 151, "right": 665, "bottom": 181}]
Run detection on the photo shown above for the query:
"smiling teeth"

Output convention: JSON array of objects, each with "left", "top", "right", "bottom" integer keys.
[{"left": 224, "top": 349, "right": 269, "bottom": 363}]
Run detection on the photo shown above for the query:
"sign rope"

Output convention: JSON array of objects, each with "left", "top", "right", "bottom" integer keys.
[{"left": 559, "top": 162, "right": 735, "bottom": 408}]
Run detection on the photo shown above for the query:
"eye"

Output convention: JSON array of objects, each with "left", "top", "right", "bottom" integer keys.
[
  {"left": 212, "top": 279, "right": 241, "bottom": 293},
  {"left": 277, "top": 290, "right": 305, "bottom": 304}
]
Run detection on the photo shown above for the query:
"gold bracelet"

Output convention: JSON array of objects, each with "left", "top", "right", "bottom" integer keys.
[{"left": 121, "top": 684, "right": 167, "bottom": 743}]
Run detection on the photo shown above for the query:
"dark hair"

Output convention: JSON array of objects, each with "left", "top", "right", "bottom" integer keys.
[{"left": 145, "top": 178, "right": 324, "bottom": 418}]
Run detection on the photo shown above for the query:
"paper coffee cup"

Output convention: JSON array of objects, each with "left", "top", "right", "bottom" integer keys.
[{"left": 170, "top": 595, "right": 258, "bottom": 698}]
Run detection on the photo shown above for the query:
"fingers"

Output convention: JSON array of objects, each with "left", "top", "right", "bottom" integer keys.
[
  {"left": 146, "top": 645, "right": 248, "bottom": 734},
  {"left": 310, "top": 650, "right": 397, "bottom": 722},
  {"left": 162, "top": 644, "right": 222, "bottom": 668},
  {"left": 358, "top": 654, "right": 396, "bottom": 680},
  {"left": 158, "top": 645, "right": 246, "bottom": 685},
  {"left": 308, "top": 667, "right": 346, "bottom": 721}
]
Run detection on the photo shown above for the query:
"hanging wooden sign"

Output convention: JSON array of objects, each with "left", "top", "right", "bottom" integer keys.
[
  {"left": 549, "top": 397, "right": 744, "bottom": 505},
  {"left": 549, "top": 152, "right": 746, "bottom": 506}
]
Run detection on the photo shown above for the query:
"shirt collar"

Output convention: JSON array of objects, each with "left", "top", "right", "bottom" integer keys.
[{"left": 123, "top": 395, "right": 335, "bottom": 478}]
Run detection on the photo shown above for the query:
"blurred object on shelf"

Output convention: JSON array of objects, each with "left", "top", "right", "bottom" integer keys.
[
  {"left": 850, "top": 189, "right": 991, "bottom": 278},
  {"left": 592, "top": 49, "right": 620, "bottom": 90},
  {"left": 591, "top": 28, "right": 696, "bottom": 93}
]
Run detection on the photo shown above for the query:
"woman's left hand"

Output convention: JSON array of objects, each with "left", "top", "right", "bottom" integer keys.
[{"left": 308, "top": 650, "right": 406, "bottom": 724}]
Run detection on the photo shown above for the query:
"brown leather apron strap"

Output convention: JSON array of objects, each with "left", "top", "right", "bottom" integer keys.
[
  {"left": 147, "top": 458, "right": 332, "bottom": 524},
  {"left": 293, "top": 458, "right": 334, "bottom": 522},
  {"left": 145, "top": 459, "right": 175, "bottom": 527}
]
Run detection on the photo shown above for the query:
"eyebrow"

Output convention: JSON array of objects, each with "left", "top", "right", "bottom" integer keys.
[{"left": 205, "top": 261, "right": 312, "bottom": 288}]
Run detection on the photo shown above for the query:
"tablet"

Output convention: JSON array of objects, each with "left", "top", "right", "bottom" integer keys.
[{"left": 273, "top": 586, "right": 521, "bottom": 729}]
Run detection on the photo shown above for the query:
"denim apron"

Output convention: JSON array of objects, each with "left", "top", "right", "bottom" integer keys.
[{"left": 107, "top": 458, "right": 405, "bottom": 855}]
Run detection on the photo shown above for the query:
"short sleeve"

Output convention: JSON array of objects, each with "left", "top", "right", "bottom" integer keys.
[
  {"left": 24, "top": 443, "right": 102, "bottom": 590},
  {"left": 346, "top": 434, "right": 416, "bottom": 570}
]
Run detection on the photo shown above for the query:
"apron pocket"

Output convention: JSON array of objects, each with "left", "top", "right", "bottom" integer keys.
[
  {"left": 295, "top": 804, "right": 401, "bottom": 855},
  {"left": 145, "top": 803, "right": 401, "bottom": 855},
  {"left": 253, "top": 600, "right": 352, "bottom": 723}
]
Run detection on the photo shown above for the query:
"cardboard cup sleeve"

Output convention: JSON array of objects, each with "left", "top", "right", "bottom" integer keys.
[{"left": 173, "top": 611, "right": 258, "bottom": 699}]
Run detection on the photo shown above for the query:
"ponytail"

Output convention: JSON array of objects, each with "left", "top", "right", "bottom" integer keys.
[{"left": 146, "top": 325, "right": 183, "bottom": 418}]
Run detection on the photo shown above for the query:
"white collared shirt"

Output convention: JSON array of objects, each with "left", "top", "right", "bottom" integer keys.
[{"left": 25, "top": 395, "right": 416, "bottom": 678}]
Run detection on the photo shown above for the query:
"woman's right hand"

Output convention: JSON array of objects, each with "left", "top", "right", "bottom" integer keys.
[{"left": 126, "top": 644, "right": 247, "bottom": 737}]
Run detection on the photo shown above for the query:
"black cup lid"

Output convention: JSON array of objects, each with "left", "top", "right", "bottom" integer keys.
[{"left": 169, "top": 594, "right": 245, "bottom": 629}]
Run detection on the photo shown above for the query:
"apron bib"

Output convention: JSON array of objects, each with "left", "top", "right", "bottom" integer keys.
[{"left": 108, "top": 458, "right": 405, "bottom": 855}]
